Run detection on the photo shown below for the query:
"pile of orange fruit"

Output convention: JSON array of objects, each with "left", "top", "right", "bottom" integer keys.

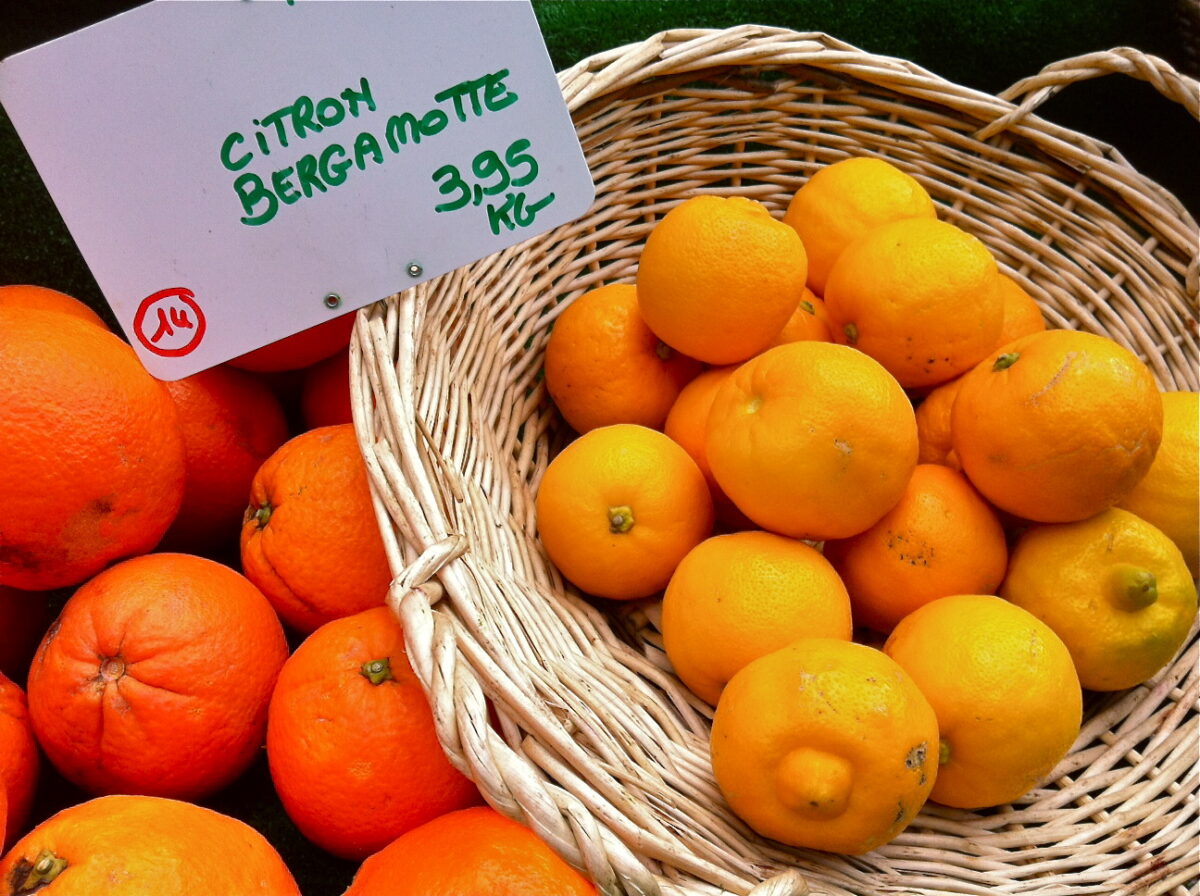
[
  {"left": 0, "top": 287, "right": 598, "bottom": 893},
  {"left": 0, "top": 152, "right": 1195, "bottom": 891},
  {"left": 537, "top": 156, "right": 1198, "bottom": 855}
]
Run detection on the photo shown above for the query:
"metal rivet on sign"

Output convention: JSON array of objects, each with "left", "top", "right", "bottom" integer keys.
[
  {"left": 323, "top": 293, "right": 342, "bottom": 309},
  {"left": 407, "top": 262, "right": 423, "bottom": 278}
]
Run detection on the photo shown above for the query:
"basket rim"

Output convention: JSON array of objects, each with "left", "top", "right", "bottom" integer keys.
[{"left": 558, "top": 26, "right": 1200, "bottom": 245}]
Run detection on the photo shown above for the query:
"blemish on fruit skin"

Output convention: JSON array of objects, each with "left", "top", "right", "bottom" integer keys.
[
  {"left": 1028, "top": 630, "right": 1045, "bottom": 660},
  {"left": 41, "top": 616, "right": 62, "bottom": 647},
  {"left": 905, "top": 741, "right": 927, "bottom": 771},
  {"left": 1025, "top": 351, "right": 1078, "bottom": 406},
  {"left": 834, "top": 439, "right": 852, "bottom": 455},
  {"left": 0, "top": 544, "right": 41, "bottom": 572}
]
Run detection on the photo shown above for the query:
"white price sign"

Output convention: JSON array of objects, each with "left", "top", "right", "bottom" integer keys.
[{"left": 0, "top": 0, "right": 595, "bottom": 379}]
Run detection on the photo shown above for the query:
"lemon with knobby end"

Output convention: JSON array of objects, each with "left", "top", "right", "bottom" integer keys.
[
  {"left": 1000, "top": 507, "right": 1198, "bottom": 692},
  {"left": 710, "top": 638, "right": 938, "bottom": 855}
]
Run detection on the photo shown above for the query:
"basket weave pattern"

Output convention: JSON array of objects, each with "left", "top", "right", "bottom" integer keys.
[{"left": 353, "top": 28, "right": 1200, "bottom": 896}]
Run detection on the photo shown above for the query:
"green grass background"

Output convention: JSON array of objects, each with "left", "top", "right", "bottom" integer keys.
[{"left": 1, "top": 2, "right": 1195, "bottom": 894}]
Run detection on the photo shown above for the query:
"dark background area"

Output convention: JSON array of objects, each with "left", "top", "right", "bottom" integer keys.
[{"left": 2, "top": 2, "right": 1196, "bottom": 894}]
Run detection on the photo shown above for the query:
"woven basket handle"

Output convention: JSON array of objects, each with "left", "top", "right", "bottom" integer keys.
[{"left": 976, "top": 46, "right": 1200, "bottom": 140}]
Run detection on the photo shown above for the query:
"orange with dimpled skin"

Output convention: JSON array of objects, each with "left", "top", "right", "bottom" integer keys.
[
  {"left": 884, "top": 594, "right": 1082, "bottom": 809},
  {"left": 950, "top": 329, "right": 1162, "bottom": 523},
  {"left": 769, "top": 287, "right": 833, "bottom": 346},
  {"left": 705, "top": 341, "right": 918, "bottom": 541},
  {"left": 241, "top": 423, "right": 394, "bottom": 633},
  {"left": 0, "top": 794, "right": 302, "bottom": 895},
  {"left": 301, "top": 347, "right": 355, "bottom": 429},
  {"left": 662, "top": 365, "right": 754, "bottom": 530},
  {"left": 229, "top": 310, "right": 356, "bottom": 372},
  {"left": 0, "top": 672, "right": 38, "bottom": 851},
  {"left": 535, "top": 423, "right": 713, "bottom": 600},
  {"left": 782, "top": 156, "right": 938, "bottom": 296},
  {"left": 342, "top": 806, "right": 597, "bottom": 896},
  {"left": 0, "top": 307, "right": 186, "bottom": 591},
  {"left": 823, "top": 463, "right": 1009, "bottom": 634},
  {"left": 824, "top": 217, "right": 1004, "bottom": 390},
  {"left": 26, "top": 552, "right": 288, "bottom": 801},
  {"left": 1117, "top": 391, "right": 1200, "bottom": 577},
  {"left": 993, "top": 274, "right": 1046, "bottom": 347},
  {"left": 160, "top": 364, "right": 291, "bottom": 554},
  {"left": 914, "top": 377, "right": 964, "bottom": 470},
  {"left": 267, "top": 606, "right": 482, "bottom": 861},
  {"left": 661, "top": 530, "right": 853, "bottom": 705},
  {"left": 636, "top": 195, "right": 808, "bottom": 365},
  {"left": 543, "top": 282, "right": 702, "bottom": 434}
]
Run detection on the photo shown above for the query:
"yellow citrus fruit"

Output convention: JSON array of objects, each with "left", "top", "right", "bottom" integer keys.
[
  {"left": 824, "top": 217, "right": 1004, "bottom": 389},
  {"left": 914, "top": 376, "right": 963, "bottom": 470},
  {"left": 1000, "top": 507, "right": 1197, "bottom": 692},
  {"left": 782, "top": 156, "right": 937, "bottom": 296},
  {"left": 951, "top": 330, "right": 1163, "bottom": 523},
  {"left": 710, "top": 638, "right": 938, "bottom": 855},
  {"left": 661, "top": 365, "right": 755, "bottom": 530},
  {"left": 661, "top": 530, "right": 853, "bottom": 705},
  {"left": 1118, "top": 391, "right": 1199, "bottom": 577},
  {"left": 823, "top": 464, "right": 1009, "bottom": 634},
  {"left": 993, "top": 274, "right": 1046, "bottom": 348},
  {"left": 883, "top": 594, "right": 1082, "bottom": 809},
  {"left": 705, "top": 341, "right": 918, "bottom": 541},
  {"left": 535, "top": 424, "right": 713, "bottom": 600},
  {"left": 543, "top": 282, "right": 702, "bottom": 434},
  {"left": 636, "top": 195, "right": 808, "bottom": 365},
  {"left": 769, "top": 287, "right": 832, "bottom": 345}
]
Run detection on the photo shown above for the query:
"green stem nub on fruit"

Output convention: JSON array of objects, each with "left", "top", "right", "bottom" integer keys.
[
  {"left": 843, "top": 322, "right": 859, "bottom": 345},
  {"left": 799, "top": 300, "right": 815, "bottom": 315},
  {"left": 993, "top": 352, "right": 1020, "bottom": 371},
  {"left": 1111, "top": 565, "right": 1158, "bottom": 611},
  {"left": 608, "top": 505, "right": 635, "bottom": 534},
  {"left": 655, "top": 341, "right": 673, "bottom": 361},
  {"left": 360, "top": 658, "right": 394, "bottom": 685},
  {"left": 12, "top": 850, "right": 68, "bottom": 893},
  {"left": 248, "top": 501, "right": 273, "bottom": 529},
  {"left": 938, "top": 739, "right": 952, "bottom": 766}
]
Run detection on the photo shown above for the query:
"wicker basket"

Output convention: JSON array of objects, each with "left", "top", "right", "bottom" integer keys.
[{"left": 351, "top": 27, "right": 1199, "bottom": 896}]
